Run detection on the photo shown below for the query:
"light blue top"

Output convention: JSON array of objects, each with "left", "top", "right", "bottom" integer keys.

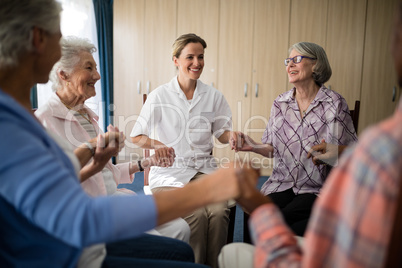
[{"left": 0, "top": 89, "right": 157, "bottom": 267}]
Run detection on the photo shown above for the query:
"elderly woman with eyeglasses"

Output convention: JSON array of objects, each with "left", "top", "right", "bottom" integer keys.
[{"left": 231, "top": 42, "right": 358, "bottom": 236}]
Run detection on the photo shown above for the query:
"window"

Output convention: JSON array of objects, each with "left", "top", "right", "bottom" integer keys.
[{"left": 37, "top": 0, "right": 104, "bottom": 130}]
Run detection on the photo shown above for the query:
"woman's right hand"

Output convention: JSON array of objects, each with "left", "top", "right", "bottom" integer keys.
[
  {"left": 154, "top": 146, "right": 176, "bottom": 167},
  {"left": 92, "top": 134, "right": 119, "bottom": 169},
  {"left": 79, "top": 134, "right": 121, "bottom": 181},
  {"left": 230, "top": 131, "right": 256, "bottom": 152},
  {"left": 105, "top": 125, "right": 125, "bottom": 153}
]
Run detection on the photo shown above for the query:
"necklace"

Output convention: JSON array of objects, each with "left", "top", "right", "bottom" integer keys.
[{"left": 60, "top": 99, "right": 92, "bottom": 124}]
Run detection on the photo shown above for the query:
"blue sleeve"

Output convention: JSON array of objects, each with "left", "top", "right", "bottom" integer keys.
[{"left": 0, "top": 118, "right": 157, "bottom": 248}]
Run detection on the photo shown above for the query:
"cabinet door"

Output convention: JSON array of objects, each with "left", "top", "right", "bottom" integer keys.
[
  {"left": 250, "top": 0, "right": 291, "bottom": 175},
  {"left": 287, "top": 0, "right": 328, "bottom": 90},
  {"left": 215, "top": 0, "right": 255, "bottom": 161},
  {"left": 114, "top": 0, "right": 145, "bottom": 162},
  {"left": 177, "top": 0, "right": 219, "bottom": 86},
  {"left": 144, "top": 0, "right": 177, "bottom": 93},
  {"left": 359, "top": 0, "right": 400, "bottom": 132},
  {"left": 288, "top": 0, "right": 328, "bottom": 46},
  {"left": 325, "top": 0, "right": 366, "bottom": 111}
]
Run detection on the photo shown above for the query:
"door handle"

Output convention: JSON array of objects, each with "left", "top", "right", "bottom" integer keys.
[
  {"left": 244, "top": 83, "right": 248, "bottom": 97},
  {"left": 255, "top": 83, "right": 259, "bottom": 97},
  {"left": 137, "top": 81, "right": 141, "bottom": 94}
]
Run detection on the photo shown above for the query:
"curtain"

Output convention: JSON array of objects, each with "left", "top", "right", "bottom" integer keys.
[
  {"left": 30, "top": 85, "right": 38, "bottom": 109},
  {"left": 93, "top": 0, "right": 114, "bottom": 130}
]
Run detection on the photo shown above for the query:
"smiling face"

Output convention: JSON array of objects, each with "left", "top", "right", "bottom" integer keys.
[
  {"left": 67, "top": 51, "right": 100, "bottom": 100},
  {"left": 174, "top": 42, "right": 204, "bottom": 82},
  {"left": 286, "top": 49, "right": 316, "bottom": 86}
]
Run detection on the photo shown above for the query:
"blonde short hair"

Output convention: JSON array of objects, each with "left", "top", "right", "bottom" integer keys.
[{"left": 172, "top": 33, "right": 207, "bottom": 59}]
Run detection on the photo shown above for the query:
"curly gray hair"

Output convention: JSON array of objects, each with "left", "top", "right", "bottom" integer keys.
[
  {"left": 50, "top": 36, "right": 97, "bottom": 92},
  {"left": 0, "top": 0, "right": 62, "bottom": 68}
]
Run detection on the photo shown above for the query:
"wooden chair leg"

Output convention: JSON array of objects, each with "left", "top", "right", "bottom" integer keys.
[
  {"left": 227, "top": 205, "right": 237, "bottom": 244},
  {"left": 243, "top": 212, "right": 252, "bottom": 244}
]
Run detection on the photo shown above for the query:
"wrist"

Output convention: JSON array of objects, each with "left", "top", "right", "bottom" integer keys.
[
  {"left": 83, "top": 141, "right": 95, "bottom": 156},
  {"left": 141, "top": 158, "right": 152, "bottom": 169},
  {"left": 137, "top": 160, "right": 144, "bottom": 171}
]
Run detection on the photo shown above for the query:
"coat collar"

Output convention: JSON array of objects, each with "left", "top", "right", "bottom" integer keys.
[
  {"left": 47, "top": 93, "right": 99, "bottom": 123},
  {"left": 169, "top": 76, "right": 208, "bottom": 108}
]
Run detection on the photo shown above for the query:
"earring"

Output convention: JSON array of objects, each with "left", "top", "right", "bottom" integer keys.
[{"left": 66, "top": 82, "right": 69, "bottom": 86}]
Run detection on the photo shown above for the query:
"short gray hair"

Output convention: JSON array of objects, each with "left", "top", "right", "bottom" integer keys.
[
  {"left": 289, "top": 42, "right": 332, "bottom": 85},
  {"left": 50, "top": 36, "right": 97, "bottom": 92},
  {"left": 0, "top": 0, "right": 62, "bottom": 68}
]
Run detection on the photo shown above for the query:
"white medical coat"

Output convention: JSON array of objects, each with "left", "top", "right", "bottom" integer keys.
[{"left": 130, "top": 76, "right": 232, "bottom": 189}]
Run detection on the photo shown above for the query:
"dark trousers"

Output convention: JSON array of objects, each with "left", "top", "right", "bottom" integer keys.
[
  {"left": 268, "top": 188, "right": 317, "bottom": 236},
  {"left": 102, "top": 233, "right": 209, "bottom": 268},
  {"left": 243, "top": 188, "right": 317, "bottom": 243}
]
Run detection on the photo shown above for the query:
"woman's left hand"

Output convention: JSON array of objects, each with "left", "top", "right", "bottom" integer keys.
[
  {"left": 307, "top": 139, "right": 347, "bottom": 166},
  {"left": 106, "top": 124, "right": 125, "bottom": 154}
]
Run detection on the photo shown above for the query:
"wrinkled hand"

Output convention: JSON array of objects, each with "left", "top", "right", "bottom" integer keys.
[
  {"left": 230, "top": 131, "right": 256, "bottom": 152},
  {"left": 154, "top": 147, "right": 175, "bottom": 167},
  {"left": 89, "top": 134, "right": 120, "bottom": 173},
  {"left": 105, "top": 125, "right": 125, "bottom": 153},
  {"left": 307, "top": 139, "right": 343, "bottom": 166},
  {"left": 209, "top": 161, "right": 260, "bottom": 204},
  {"left": 234, "top": 163, "right": 270, "bottom": 214}
]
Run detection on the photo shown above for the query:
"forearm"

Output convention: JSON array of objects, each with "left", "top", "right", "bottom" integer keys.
[
  {"left": 338, "top": 145, "right": 348, "bottom": 156},
  {"left": 217, "top": 130, "right": 231, "bottom": 144},
  {"left": 131, "top": 135, "right": 166, "bottom": 149},
  {"left": 74, "top": 140, "right": 96, "bottom": 168},
  {"left": 153, "top": 172, "right": 232, "bottom": 225},
  {"left": 128, "top": 157, "right": 153, "bottom": 174},
  {"left": 240, "top": 192, "right": 272, "bottom": 215},
  {"left": 252, "top": 143, "right": 274, "bottom": 158},
  {"left": 79, "top": 163, "right": 102, "bottom": 182}
]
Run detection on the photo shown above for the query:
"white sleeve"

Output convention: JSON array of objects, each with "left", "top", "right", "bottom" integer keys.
[
  {"left": 130, "top": 91, "right": 161, "bottom": 138},
  {"left": 212, "top": 92, "right": 232, "bottom": 139}
]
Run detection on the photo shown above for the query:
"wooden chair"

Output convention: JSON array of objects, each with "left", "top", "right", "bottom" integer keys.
[
  {"left": 142, "top": 94, "right": 152, "bottom": 195},
  {"left": 141, "top": 94, "right": 236, "bottom": 243},
  {"left": 350, "top": 100, "right": 360, "bottom": 132}
]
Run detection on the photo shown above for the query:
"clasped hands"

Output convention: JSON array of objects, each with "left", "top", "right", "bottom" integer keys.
[
  {"left": 90, "top": 125, "right": 125, "bottom": 166},
  {"left": 307, "top": 139, "right": 346, "bottom": 166},
  {"left": 229, "top": 131, "right": 258, "bottom": 152},
  {"left": 150, "top": 146, "right": 176, "bottom": 168}
]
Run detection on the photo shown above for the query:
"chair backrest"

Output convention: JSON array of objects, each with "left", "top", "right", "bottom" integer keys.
[
  {"left": 349, "top": 100, "right": 360, "bottom": 132},
  {"left": 142, "top": 94, "right": 150, "bottom": 187}
]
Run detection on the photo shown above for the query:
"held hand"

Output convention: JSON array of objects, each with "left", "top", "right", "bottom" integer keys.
[
  {"left": 230, "top": 131, "right": 256, "bottom": 152},
  {"left": 234, "top": 163, "right": 270, "bottom": 214},
  {"left": 147, "top": 152, "right": 175, "bottom": 168},
  {"left": 209, "top": 161, "right": 260, "bottom": 203},
  {"left": 154, "top": 146, "right": 176, "bottom": 167},
  {"left": 307, "top": 139, "right": 344, "bottom": 166},
  {"left": 90, "top": 134, "right": 119, "bottom": 172},
  {"left": 106, "top": 125, "right": 125, "bottom": 152}
]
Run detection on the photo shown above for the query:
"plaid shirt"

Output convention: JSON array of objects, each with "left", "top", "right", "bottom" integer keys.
[
  {"left": 251, "top": 98, "right": 402, "bottom": 268},
  {"left": 260, "top": 86, "right": 357, "bottom": 195}
]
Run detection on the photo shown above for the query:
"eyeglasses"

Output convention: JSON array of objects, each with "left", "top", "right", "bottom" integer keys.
[{"left": 284, "top": 55, "right": 316, "bottom": 66}]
